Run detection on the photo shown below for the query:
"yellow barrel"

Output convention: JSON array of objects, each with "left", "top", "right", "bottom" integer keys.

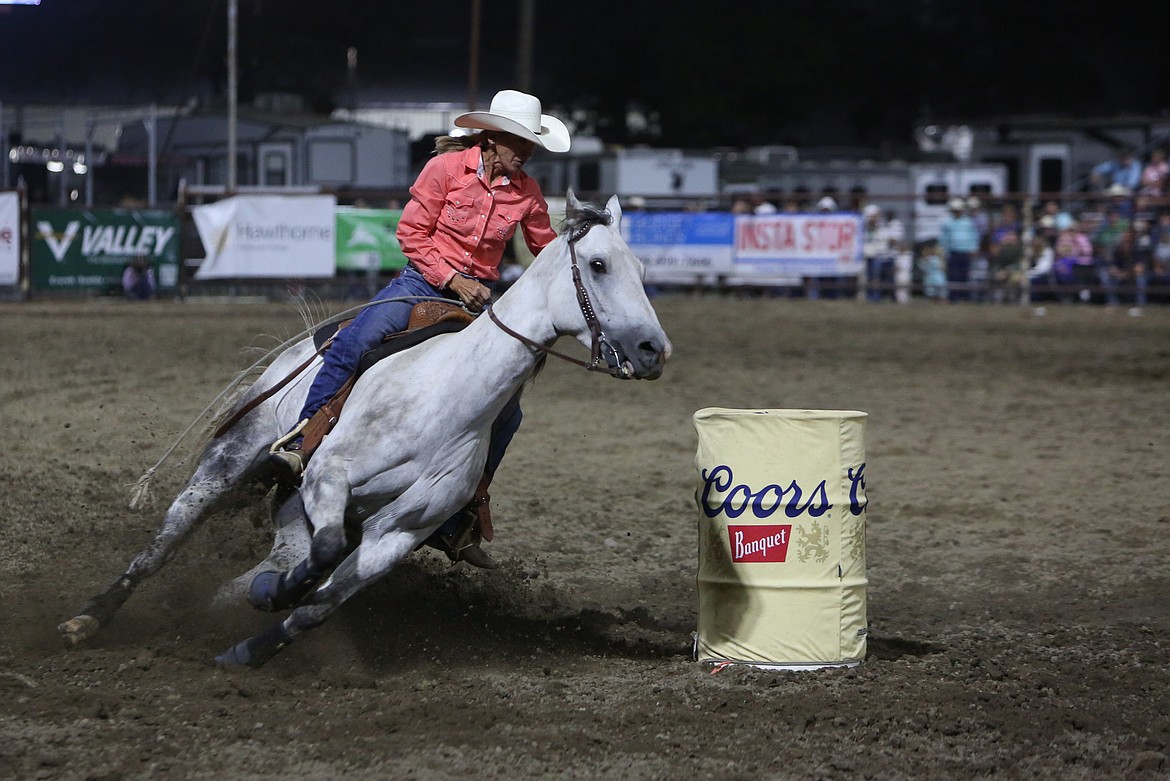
[{"left": 693, "top": 408, "right": 868, "bottom": 669}]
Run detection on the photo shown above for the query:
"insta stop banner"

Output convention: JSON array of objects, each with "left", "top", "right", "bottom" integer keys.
[{"left": 693, "top": 408, "right": 868, "bottom": 669}]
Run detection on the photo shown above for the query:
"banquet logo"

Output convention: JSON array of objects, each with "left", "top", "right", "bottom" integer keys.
[{"left": 728, "top": 524, "right": 791, "bottom": 563}]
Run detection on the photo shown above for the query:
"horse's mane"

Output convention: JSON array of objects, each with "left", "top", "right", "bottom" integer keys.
[{"left": 562, "top": 201, "right": 613, "bottom": 242}]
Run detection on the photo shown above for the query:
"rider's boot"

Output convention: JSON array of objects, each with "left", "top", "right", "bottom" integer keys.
[
  {"left": 268, "top": 419, "right": 310, "bottom": 487},
  {"left": 425, "top": 476, "right": 496, "bottom": 569}
]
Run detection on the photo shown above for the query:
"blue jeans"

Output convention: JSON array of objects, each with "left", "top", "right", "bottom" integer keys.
[
  {"left": 296, "top": 264, "right": 523, "bottom": 500},
  {"left": 299, "top": 266, "right": 445, "bottom": 420},
  {"left": 947, "top": 251, "right": 972, "bottom": 301}
]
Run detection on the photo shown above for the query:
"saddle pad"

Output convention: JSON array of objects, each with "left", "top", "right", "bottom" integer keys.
[{"left": 356, "top": 319, "right": 470, "bottom": 376}]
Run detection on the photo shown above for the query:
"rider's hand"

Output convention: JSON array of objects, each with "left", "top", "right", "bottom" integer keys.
[{"left": 447, "top": 275, "right": 492, "bottom": 312}]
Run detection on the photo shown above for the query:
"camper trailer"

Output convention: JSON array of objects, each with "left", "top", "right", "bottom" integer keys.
[
  {"left": 525, "top": 147, "right": 720, "bottom": 203},
  {"left": 742, "top": 158, "right": 1007, "bottom": 242}
]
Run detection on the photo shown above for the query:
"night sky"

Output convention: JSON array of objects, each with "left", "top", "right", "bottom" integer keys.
[{"left": 1, "top": 0, "right": 1168, "bottom": 149}]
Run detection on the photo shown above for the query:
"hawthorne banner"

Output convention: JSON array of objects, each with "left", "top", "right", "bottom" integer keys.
[
  {"left": 334, "top": 207, "right": 408, "bottom": 272},
  {"left": 29, "top": 208, "right": 179, "bottom": 292},
  {"left": 0, "top": 191, "right": 19, "bottom": 286},
  {"left": 192, "top": 195, "right": 336, "bottom": 279}
]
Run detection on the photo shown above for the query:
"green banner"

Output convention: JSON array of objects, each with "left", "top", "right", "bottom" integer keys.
[
  {"left": 335, "top": 208, "right": 408, "bottom": 272},
  {"left": 30, "top": 208, "right": 180, "bottom": 291}
]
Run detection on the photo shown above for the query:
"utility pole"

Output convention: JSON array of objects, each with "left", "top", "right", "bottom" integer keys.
[
  {"left": 147, "top": 104, "right": 158, "bottom": 207},
  {"left": 516, "top": 0, "right": 534, "bottom": 92},
  {"left": 467, "top": 0, "right": 481, "bottom": 111},
  {"left": 227, "top": 0, "right": 238, "bottom": 191},
  {"left": 0, "top": 100, "right": 7, "bottom": 190}
]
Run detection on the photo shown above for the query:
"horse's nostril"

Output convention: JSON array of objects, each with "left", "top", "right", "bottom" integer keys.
[{"left": 638, "top": 340, "right": 659, "bottom": 355}]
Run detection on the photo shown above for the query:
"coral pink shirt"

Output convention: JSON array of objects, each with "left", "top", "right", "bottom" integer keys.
[{"left": 397, "top": 146, "right": 557, "bottom": 288}]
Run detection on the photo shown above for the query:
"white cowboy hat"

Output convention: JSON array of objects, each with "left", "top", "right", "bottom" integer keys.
[{"left": 454, "top": 90, "right": 571, "bottom": 153}]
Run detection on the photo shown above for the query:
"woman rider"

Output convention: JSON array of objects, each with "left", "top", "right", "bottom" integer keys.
[{"left": 269, "top": 89, "right": 571, "bottom": 567}]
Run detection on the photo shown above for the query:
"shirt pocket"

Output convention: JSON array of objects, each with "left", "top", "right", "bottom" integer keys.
[
  {"left": 492, "top": 208, "right": 524, "bottom": 241},
  {"left": 443, "top": 197, "right": 476, "bottom": 227}
]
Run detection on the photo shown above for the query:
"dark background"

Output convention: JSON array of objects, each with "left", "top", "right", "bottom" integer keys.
[{"left": 1, "top": 0, "right": 1167, "bottom": 149}]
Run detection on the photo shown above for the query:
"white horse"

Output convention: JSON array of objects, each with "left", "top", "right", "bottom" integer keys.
[{"left": 59, "top": 192, "right": 671, "bottom": 667}]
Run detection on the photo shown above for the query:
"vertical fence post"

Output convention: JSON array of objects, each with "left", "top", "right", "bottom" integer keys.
[{"left": 1020, "top": 194, "right": 1034, "bottom": 305}]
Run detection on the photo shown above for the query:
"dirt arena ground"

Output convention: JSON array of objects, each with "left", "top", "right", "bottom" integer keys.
[{"left": 2, "top": 296, "right": 1169, "bottom": 780}]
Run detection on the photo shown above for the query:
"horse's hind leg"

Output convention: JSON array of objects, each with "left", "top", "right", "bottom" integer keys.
[{"left": 58, "top": 448, "right": 266, "bottom": 646}]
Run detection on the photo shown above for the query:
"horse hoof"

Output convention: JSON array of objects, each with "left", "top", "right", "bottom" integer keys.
[
  {"left": 214, "top": 640, "right": 254, "bottom": 667},
  {"left": 215, "top": 623, "right": 292, "bottom": 668},
  {"left": 58, "top": 615, "right": 100, "bottom": 648},
  {"left": 247, "top": 571, "right": 283, "bottom": 612}
]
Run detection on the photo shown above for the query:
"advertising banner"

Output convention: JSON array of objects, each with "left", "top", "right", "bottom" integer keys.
[
  {"left": 622, "top": 211, "right": 734, "bottom": 284},
  {"left": 622, "top": 211, "right": 862, "bottom": 285},
  {"left": 0, "top": 191, "right": 19, "bottom": 286},
  {"left": 29, "top": 208, "right": 179, "bottom": 291},
  {"left": 733, "top": 213, "right": 863, "bottom": 279},
  {"left": 193, "top": 194, "right": 336, "bottom": 279},
  {"left": 334, "top": 207, "right": 408, "bottom": 272}
]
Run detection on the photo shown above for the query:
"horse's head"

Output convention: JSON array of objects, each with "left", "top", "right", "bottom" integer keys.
[{"left": 552, "top": 190, "right": 671, "bottom": 380}]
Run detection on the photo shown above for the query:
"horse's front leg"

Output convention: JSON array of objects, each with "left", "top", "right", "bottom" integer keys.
[
  {"left": 59, "top": 447, "right": 268, "bottom": 646},
  {"left": 241, "top": 456, "right": 362, "bottom": 613},
  {"left": 213, "top": 482, "right": 310, "bottom": 609},
  {"left": 216, "top": 471, "right": 471, "bottom": 667},
  {"left": 216, "top": 518, "right": 433, "bottom": 667}
]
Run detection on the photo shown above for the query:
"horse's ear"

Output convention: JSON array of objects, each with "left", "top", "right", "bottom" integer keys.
[
  {"left": 606, "top": 194, "right": 623, "bottom": 229},
  {"left": 565, "top": 188, "right": 582, "bottom": 222}
]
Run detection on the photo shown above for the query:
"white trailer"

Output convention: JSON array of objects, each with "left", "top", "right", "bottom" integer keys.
[{"left": 744, "top": 158, "right": 1007, "bottom": 243}]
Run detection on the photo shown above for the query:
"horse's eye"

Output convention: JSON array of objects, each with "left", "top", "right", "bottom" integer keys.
[{"left": 589, "top": 259, "right": 608, "bottom": 274}]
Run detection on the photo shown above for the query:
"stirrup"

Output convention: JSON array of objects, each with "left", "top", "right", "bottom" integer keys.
[
  {"left": 269, "top": 419, "right": 308, "bottom": 454},
  {"left": 427, "top": 510, "right": 497, "bottom": 569},
  {"left": 268, "top": 420, "right": 309, "bottom": 486},
  {"left": 268, "top": 448, "right": 307, "bottom": 487}
]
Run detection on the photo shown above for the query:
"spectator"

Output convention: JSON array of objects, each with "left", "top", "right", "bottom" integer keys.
[
  {"left": 989, "top": 226, "right": 1024, "bottom": 302},
  {"left": 1151, "top": 212, "right": 1170, "bottom": 297},
  {"left": 1103, "top": 183, "right": 1136, "bottom": 220},
  {"left": 918, "top": 240, "right": 948, "bottom": 301},
  {"left": 861, "top": 204, "right": 894, "bottom": 301},
  {"left": 752, "top": 193, "right": 778, "bottom": 214},
  {"left": 1053, "top": 221, "right": 1094, "bottom": 302},
  {"left": 1027, "top": 235, "right": 1056, "bottom": 288},
  {"left": 121, "top": 256, "right": 156, "bottom": 300},
  {"left": 991, "top": 203, "right": 1021, "bottom": 244},
  {"left": 967, "top": 196, "right": 990, "bottom": 236},
  {"left": 1036, "top": 214, "right": 1059, "bottom": 245},
  {"left": 816, "top": 195, "right": 838, "bottom": 212},
  {"left": 892, "top": 242, "right": 914, "bottom": 304},
  {"left": 969, "top": 234, "right": 991, "bottom": 302},
  {"left": 1093, "top": 206, "right": 1131, "bottom": 268},
  {"left": 1091, "top": 148, "right": 1143, "bottom": 192},
  {"left": 1041, "top": 200, "right": 1075, "bottom": 232},
  {"left": 1139, "top": 148, "right": 1169, "bottom": 197},
  {"left": 939, "top": 197, "right": 980, "bottom": 300},
  {"left": 1099, "top": 222, "right": 1149, "bottom": 312}
]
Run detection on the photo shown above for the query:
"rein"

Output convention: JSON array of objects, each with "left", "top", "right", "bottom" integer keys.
[{"left": 488, "top": 211, "right": 631, "bottom": 378}]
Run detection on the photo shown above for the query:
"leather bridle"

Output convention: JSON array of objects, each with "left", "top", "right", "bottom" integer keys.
[{"left": 488, "top": 211, "right": 632, "bottom": 378}]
